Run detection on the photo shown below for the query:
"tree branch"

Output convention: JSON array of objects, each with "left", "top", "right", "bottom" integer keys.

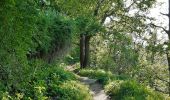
[
  {"left": 160, "top": 12, "right": 169, "bottom": 17},
  {"left": 101, "top": 9, "right": 115, "bottom": 24},
  {"left": 93, "top": 0, "right": 104, "bottom": 16},
  {"left": 150, "top": 23, "right": 169, "bottom": 34},
  {"left": 154, "top": 85, "right": 168, "bottom": 94},
  {"left": 125, "top": 1, "right": 136, "bottom": 12},
  {"left": 155, "top": 75, "right": 169, "bottom": 83}
]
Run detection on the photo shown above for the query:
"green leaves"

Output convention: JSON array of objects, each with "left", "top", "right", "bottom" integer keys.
[
  {"left": 107, "top": 80, "right": 164, "bottom": 100},
  {"left": 0, "top": 0, "right": 39, "bottom": 88},
  {"left": 75, "top": 16, "right": 102, "bottom": 36},
  {"left": 0, "top": 0, "right": 76, "bottom": 95}
]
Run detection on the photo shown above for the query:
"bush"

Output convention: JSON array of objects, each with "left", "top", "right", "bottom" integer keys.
[
  {"left": 0, "top": 60, "right": 92, "bottom": 100},
  {"left": 105, "top": 80, "right": 164, "bottom": 100},
  {"left": 64, "top": 46, "right": 80, "bottom": 65},
  {"left": 0, "top": 3, "right": 75, "bottom": 96},
  {"left": 49, "top": 81, "right": 92, "bottom": 100},
  {"left": 104, "top": 80, "right": 123, "bottom": 97}
]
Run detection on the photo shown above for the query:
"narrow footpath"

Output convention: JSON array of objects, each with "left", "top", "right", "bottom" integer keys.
[
  {"left": 66, "top": 65, "right": 110, "bottom": 100},
  {"left": 79, "top": 77, "right": 110, "bottom": 100}
]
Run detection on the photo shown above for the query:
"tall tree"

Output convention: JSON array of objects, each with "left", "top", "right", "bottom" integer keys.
[
  {"left": 54, "top": 0, "right": 125, "bottom": 68},
  {"left": 54, "top": 0, "right": 156, "bottom": 68}
]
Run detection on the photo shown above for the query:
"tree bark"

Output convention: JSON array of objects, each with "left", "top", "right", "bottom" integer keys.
[
  {"left": 80, "top": 34, "right": 91, "bottom": 68},
  {"left": 80, "top": 34, "right": 85, "bottom": 68},
  {"left": 83, "top": 36, "right": 91, "bottom": 67}
]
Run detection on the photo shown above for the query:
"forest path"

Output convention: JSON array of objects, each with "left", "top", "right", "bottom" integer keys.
[
  {"left": 79, "top": 77, "right": 110, "bottom": 100},
  {"left": 66, "top": 65, "right": 110, "bottom": 100}
]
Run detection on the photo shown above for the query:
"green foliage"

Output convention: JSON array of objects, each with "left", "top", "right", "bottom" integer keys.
[
  {"left": 105, "top": 80, "right": 164, "bottom": 100},
  {"left": 0, "top": 0, "right": 76, "bottom": 93},
  {"left": 64, "top": 46, "right": 80, "bottom": 65},
  {"left": 0, "top": 1, "right": 92, "bottom": 99},
  {"left": 0, "top": 0, "right": 165, "bottom": 99},
  {"left": 104, "top": 80, "right": 123, "bottom": 97},
  {"left": 0, "top": 0, "right": 39, "bottom": 91},
  {"left": 49, "top": 81, "right": 92, "bottom": 100},
  {"left": 76, "top": 16, "right": 102, "bottom": 34},
  {"left": 90, "top": 32, "right": 138, "bottom": 75},
  {"left": 30, "top": 9, "right": 75, "bottom": 57},
  {"left": 0, "top": 60, "right": 92, "bottom": 100},
  {"left": 53, "top": 0, "right": 98, "bottom": 17}
]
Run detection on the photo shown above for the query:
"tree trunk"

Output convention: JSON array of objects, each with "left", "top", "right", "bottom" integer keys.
[
  {"left": 80, "top": 34, "right": 91, "bottom": 68},
  {"left": 83, "top": 36, "right": 90, "bottom": 67},
  {"left": 80, "top": 34, "right": 85, "bottom": 68}
]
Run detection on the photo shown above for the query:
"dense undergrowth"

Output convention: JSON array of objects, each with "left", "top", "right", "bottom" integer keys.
[
  {"left": 0, "top": 1, "right": 93, "bottom": 99},
  {"left": 78, "top": 69, "right": 165, "bottom": 100},
  {"left": 0, "top": 60, "right": 92, "bottom": 100}
]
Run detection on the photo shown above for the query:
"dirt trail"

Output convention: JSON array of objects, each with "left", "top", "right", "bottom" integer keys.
[
  {"left": 66, "top": 66, "right": 109, "bottom": 100},
  {"left": 79, "top": 77, "right": 110, "bottom": 100}
]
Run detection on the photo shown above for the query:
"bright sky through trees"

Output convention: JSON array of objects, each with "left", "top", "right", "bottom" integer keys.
[
  {"left": 104, "top": 0, "right": 168, "bottom": 45},
  {"left": 150, "top": 0, "right": 168, "bottom": 43}
]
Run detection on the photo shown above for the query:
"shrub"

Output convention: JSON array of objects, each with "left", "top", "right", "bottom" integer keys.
[
  {"left": 49, "top": 81, "right": 92, "bottom": 100},
  {"left": 0, "top": 3, "right": 75, "bottom": 96},
  {"left": 105, "top": 80, "right": 164, "bottom": 100},
  {"left": 0, "top": 61, "right": 91, "bottom": 100},
  {"left": 104, "top": 80, "right": 123, "bottom": 97}
]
